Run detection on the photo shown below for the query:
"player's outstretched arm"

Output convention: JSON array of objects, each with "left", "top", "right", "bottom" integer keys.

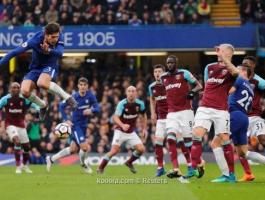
[
  {"left": 0, "top": 43, "right": 31, "bottom": 66},
  {"left": 90, "top": 93, "right": 100, "bottom": 114}
]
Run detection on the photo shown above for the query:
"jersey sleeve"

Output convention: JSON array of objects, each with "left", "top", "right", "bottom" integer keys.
[
  {"left": 253, "top": 74, "right": 265, "bottom": 90},
  {"left": 136, "top": 99, "right": 146, "bottom": 113},
  {"left": 24, "top": 98, "right": 40, "bottom": 111},
  {"left": 89, "top": 93, "right": 100, "bottom": 114},
  {"left": 0, "top": 40, "right": 33, "bottom": 66},
  {"left": 48, "top": 34, "right": 64, "bottom": 57},
  {"left": 114, "top": 101, "right": 125, "bottom": 116},
  {"left": 148, "top": 84, "right": 153, "bottom": 97},
  {"left": 0, "top": 95, "right": 10, "bottom": 109},
  {"left": 204, "top": 64, "right": 210, "bottom": 83},
  {"left": 182, "top": 69, "right": 196, "bottom": 84}
]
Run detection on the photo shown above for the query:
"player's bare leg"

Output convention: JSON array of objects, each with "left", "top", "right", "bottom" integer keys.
[
  {"left": 12, "top": 136, "right": 22, "bottom": 174},
  {"left": 97, "top": 145, "right": 120, "bottom": 174},
  {"left": 21, "top": 143, "right": 33, "bottom": 173},
  {"left": 166, "top": 133, "right": 182, "bottom": 178},
  {"left": 190, "top": 127, "right": 206, "bottom": 178},
  {"left": 125, "top": 144, "right": 145, "bottom": 174},
  {"left": 155, "top": 136, "right": 166, "bottom": 177},
  {"left": 21, "top": 80, "right": 47, "bottom": 120},
  {"left": 37, "top": 73, "right": 77, "bottom": 108},
  {"left": 79, "top": 142, "right": 92, "bottom": 174},
  {"left": 46, "top": 142, "right": 78, "bottom": 172}
]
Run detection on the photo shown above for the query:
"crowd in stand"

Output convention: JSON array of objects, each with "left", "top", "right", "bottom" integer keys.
[
  {"left": 240, "top": 0, "right": 265, "bottom": 23},
  {"left": 0, "top": 0, "right": 212, "bottom": 27}
]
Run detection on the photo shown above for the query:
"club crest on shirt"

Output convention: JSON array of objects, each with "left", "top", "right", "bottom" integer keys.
[
  {"left": 209, "top": 70, "right": 213, "bottom": 75},
  {"left": 125, "top": 108, "right": 129, "bottom": 112},
  {"left": 20, "top": 101, "right": 23, "bottom": 106},
  {"left": 85, "top": 99, "right": 89, "bottom": 103},
  {"left": 136, "top": 106, "right": 140, "bottom": 112},
  {"left": 10, "top": 103, "right": 13, "bottom": 106},
  {"left": 222, "top": 69, "right": 228, "bottom": 75},
  {"left": 153, "top": 89, "right": 156, "bottom": 94}
]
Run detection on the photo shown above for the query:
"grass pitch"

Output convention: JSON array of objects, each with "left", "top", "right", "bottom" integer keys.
[{"left": 1, "top": 164, "right": 265, "bottom": 200}]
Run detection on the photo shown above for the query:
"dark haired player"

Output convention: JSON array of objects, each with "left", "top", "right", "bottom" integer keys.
[
  {"left": 161, "top": 55, "right": 202, "bottom": 178},
  {"left": 148, "top": 64, "right": 168, "bottom": 176},
  {"left": 0, "top": 22, "right": 77, "bottom": 120},
  {"left": 46, "top": 77, "right": 100, "bottom": 173},
  {"left": 0, "top": 82, "right": 39, "bottom": 173}
]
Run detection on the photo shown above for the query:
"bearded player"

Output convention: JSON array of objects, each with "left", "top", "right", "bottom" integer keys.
[{"left": 97, "top": 86, "right": 147, "bottom": 174}]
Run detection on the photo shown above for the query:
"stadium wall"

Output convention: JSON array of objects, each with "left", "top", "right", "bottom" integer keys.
[{"left": 0, "top": 24, "right": 258, "bottom": 52}]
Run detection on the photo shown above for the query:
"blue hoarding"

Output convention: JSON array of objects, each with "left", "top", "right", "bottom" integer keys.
[{"left": 0, "top": 25, "right": 257, "bottom": 51}]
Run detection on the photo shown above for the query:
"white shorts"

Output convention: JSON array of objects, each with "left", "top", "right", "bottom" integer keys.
[
  {"left": 247, "top": 116, "right": 265, "bottom": 137},
  {"left": 112, "top": 129, "right": 143, "bottom": 147},
  {"left": 166, "top": 110, "right": 194, "bottom": 138},
  {"left": 155, "top": 119, "right": 167, "bottom": 139},
  {"left": 193, "top": 107, "right": 230, "bottom": 135},
  {"left": 6, "top": 125, "right": 29, "bottom": 144}
]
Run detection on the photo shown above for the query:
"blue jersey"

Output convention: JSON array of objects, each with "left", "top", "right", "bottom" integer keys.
[
  {"left": 59, "top": 91, "right": 100, "bottom": 127},
  {"left": 228, "top": 76, "right": 254, "bottom": 114},
  {"left": 0, "top": 31, "right": 64, "bottom": 71}
]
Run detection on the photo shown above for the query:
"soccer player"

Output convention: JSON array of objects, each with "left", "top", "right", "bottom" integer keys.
[
  {"left": 148, "top": 64, "right": 168, "bottom": 176},
  {"left": 160, "top": 55, "right": 202, "bottom": 178},
  {"left": 0, "top": 82, "right": 39, "bottom": 173},
  {"left": 237, "top": 56, "right": 265, "bottom": 181},
  {"left": 0, "top": 22, "right": 77, "bottom": 120},
  {"left": 97, "top": 86, "right": 147, "bottom": 174},
  {"left": 190, "top": 44, "right": 237, "bottom": 183},
  {"left": 222, "top": 55, "right": 265, "bottom": 177},
  {"left": 46, "top": 77, "right": 100, "bottom": 173}
]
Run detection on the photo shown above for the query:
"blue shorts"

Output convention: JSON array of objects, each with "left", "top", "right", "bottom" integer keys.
[
  {"left": 70, "top": 124, "right": 87, "bottom": 145},
  {"left": 230, "top": 110, "right": 249, "bottom": 146},
  {"left": 23, "top": 67, "right": 57, "bottom": 83}
]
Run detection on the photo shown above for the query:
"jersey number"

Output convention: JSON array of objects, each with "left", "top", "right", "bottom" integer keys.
[{"left": 236, "top": 90, "right": 252, "bottom": 111}]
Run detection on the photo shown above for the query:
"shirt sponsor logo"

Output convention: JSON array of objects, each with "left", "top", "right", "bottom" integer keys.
[
  {"left": 155, "top": 96, "right": 167, "bottom": 101},
  {"left": 123, "top": 114, "right": 138, "bottom": 119},
  {"left": 9, "top": 109, "right": 22, "bottom": 113},
  {"left": 207, "top": 78, "right": 224, "bottom": 84},
  {"left": 165, "top": 83, "right": 181, "bottom": 90}
]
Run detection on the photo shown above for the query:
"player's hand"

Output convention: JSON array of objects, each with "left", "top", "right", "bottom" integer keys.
[
  {"left": 83, "top": 109, "right": 92, "bottom": 116},
  {"left": 187, "top": 90, "right": 196, "bottom": 99},
  {"left": 65, "top": 120, "right": 73, "bottom": 127},
  {"left": 40, "top": 40, "right": 49, "bottom": 54},
  {"left": 151, "top": 113, "right": 157, "bottom": 124},
  {"left": 121, "top": 124, "right": 130, "bottom": 131}
]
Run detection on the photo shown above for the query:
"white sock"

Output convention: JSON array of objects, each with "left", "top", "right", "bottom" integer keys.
[
  {"left": 213, "top": 147, "right": 230, "bottom": 176},
  {"left": 51, "top": 147, "right": 71, "bottom": 162},
  {"left": 79, "top": 149, "right": 89, "bottom": 165},
  {"left": 48, "top": 82, "right": 71, "bottom": 100},
  {"left": 28, "top": 93, "right": 46, "bottom": 108},
  {"left": 246, "top": 151, "right": 265, "bottom": 164}
]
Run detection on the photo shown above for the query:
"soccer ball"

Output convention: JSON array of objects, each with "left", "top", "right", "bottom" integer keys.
[{"left": 54, "top": 123, "right": 71, "bottom": 139}]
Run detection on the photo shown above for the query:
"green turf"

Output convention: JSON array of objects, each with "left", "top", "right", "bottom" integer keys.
[{"left": 1, "top": 164, "right": 265, "bottom": 200}]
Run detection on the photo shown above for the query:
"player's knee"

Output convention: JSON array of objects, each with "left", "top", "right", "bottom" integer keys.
[
  {"left": 37, "top": 79, "right": 49, "bottom": 90},
  {"left": 21, "top": 88, "right": 31, "bottom": 98},
  {"left": 258, "top": 135, "right": 265, "bottom": 147},
  {"left": 137, "top": 145, "right": 145, "bottom": 154},
  {"left": 192, "top": 127, "right": 205, "bottom": 138}
]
